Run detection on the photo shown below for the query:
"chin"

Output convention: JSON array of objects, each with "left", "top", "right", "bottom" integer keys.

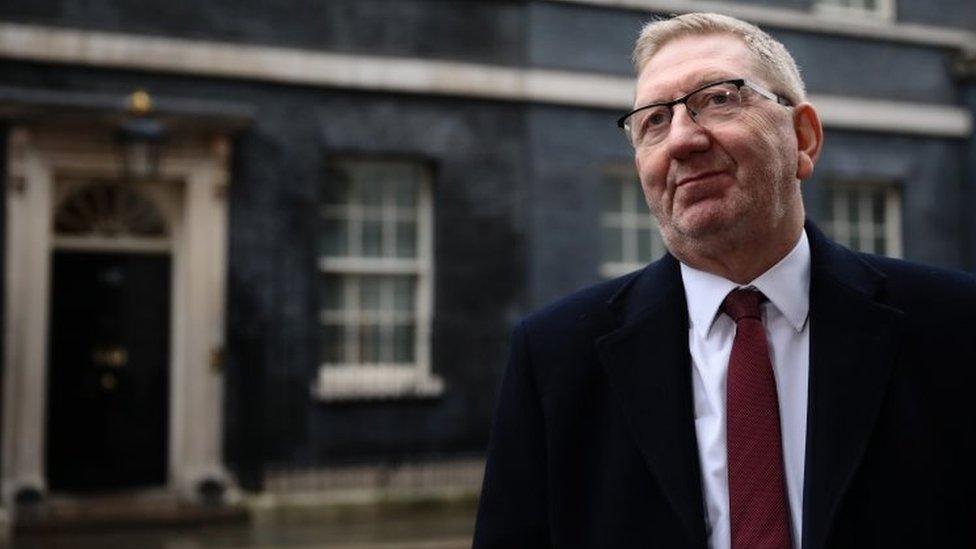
[{"left": 672, "top": 206, "right": 736, "bottom": 240}]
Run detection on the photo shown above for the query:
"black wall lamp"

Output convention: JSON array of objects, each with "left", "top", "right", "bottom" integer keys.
[{"left": 116, "top": 89, "right": 167, "bottom": 183}]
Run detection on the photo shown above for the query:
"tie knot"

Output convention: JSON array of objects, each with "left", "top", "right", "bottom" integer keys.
[{"left": 722, "top": 288, "right": 765, "bottom": 322}]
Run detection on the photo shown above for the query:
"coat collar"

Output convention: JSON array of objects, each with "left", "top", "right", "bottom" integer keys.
[{"left": 595, "top": 221, "right": 904, "bottom": 549}]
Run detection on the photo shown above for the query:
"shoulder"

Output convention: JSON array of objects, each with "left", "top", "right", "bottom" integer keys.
[
  {"left": 858, "top": 253, "right": 976, "bottom": 308},
  {"left": 846, "top": 253, "right": 976, "bottom": 335},
  {"left": 518, "top": 268, "right": 641, "bottom": 339}
]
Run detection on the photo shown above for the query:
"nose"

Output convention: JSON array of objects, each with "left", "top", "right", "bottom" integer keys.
[{"left": 665, "top": 105, "right": 710, "bottom": 159}]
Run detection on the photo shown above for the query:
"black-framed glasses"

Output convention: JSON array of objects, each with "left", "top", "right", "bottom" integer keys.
[{"left": 616, "top": 78, "right": 792, "bottom": 149}]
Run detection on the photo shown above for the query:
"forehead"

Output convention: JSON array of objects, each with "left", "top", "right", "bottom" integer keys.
[{"left": 635, "top": 33, "right": 756, "bottom": 105}]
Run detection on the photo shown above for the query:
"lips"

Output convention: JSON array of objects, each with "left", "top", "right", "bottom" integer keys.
[{"left": 676, "top": 170, "right": 728, "bottom": 187}]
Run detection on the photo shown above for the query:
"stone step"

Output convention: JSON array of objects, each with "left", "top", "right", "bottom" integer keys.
[{"left": 14, "top": 493, "right": 247, "bottom": 535}]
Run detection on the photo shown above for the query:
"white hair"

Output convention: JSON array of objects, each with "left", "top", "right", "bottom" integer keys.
[{"left": 633, "top": 12, "right": 806, "bottom": 104}]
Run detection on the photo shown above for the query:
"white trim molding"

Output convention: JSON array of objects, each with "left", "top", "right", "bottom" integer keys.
[
  {"left": 0, "top": 23, "right": 970, "bottom": 138},
  {"left": 813, "top": 0, "right": 896, "bottom": 23},
  {"left": 547, "top": 0, "right": 976, "bottom": 51},
  {"left": 810, "top": 95, "right": 971, "bottom": 137}
]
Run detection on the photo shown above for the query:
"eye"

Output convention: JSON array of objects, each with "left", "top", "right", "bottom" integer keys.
[
  {"left": 639, "top": 106, "right": 670, "bottom": 131},
  {"left": 691, "top": 85, "right": 741, "bottom": 114},
  {"left": 632, "top": 106, "right": 671, "bottom": 145},
  {"left": 702, "top": 90, "right": 731, "bottom": 106},
  {"left": 646, "top": 110, "right": 669, "bottom": 126},
  {"left": 712, "top": 93, "right": 731, "bottom": 105}
]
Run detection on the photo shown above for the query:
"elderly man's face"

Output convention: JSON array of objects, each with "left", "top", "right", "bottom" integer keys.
[{"left": 633, "top": 33, "right": 800, "bottom": 248}]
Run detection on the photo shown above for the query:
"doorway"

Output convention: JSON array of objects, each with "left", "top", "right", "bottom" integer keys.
[{"left": 3, "top": 127, "right": 232, "bottom": 504}]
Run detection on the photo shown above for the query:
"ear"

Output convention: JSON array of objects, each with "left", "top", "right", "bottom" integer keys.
[{"left": 793, "top": 103, "right": 823, "bottom": 180}]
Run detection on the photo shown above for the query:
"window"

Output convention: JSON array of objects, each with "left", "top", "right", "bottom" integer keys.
[
  {"left": 814, "top": 0, "right": 895, "bottom": 20},
  {"left": 314, "top": 158, "right": 442, "bottom": 401},
  {"left": 600, "top": 168, "right": 665, "bottom": 278},
  {"left": 821, "top": 183, "right": 902, "bottom": 257}
]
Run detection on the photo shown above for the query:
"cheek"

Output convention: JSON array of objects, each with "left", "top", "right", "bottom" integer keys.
[
  {"left": 639, "top": 179, "right": 659, "bottom": 212},
  {"left": 637, "top": 164, "right": 667, "bottom": 215},
  {"left": 736, "top": 111, "right": 797, "bottom": 174},
  {"left": 636, "top": 153, "right": 667, "bottom": 195}
]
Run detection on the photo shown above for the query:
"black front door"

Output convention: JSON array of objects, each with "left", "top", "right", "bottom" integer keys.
[{"left": 46, "top": 251, "right": 171, "bottom": 492}]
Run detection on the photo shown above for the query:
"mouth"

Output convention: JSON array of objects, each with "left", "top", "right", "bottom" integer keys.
[{"left": 676, "top": 170, "right": 728, "bottom": 187}]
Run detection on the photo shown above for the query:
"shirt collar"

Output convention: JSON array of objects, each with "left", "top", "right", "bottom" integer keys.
[{"left": 679, "top": 229, "right": 811, "bottom": 338}]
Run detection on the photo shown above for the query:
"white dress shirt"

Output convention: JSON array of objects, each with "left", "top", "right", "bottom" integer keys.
[{"left": 679, "top": 230, "right": 811, "bottom": 549}]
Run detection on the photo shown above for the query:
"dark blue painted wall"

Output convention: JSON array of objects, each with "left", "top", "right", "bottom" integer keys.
[
  {"left": 0, "top": 61, "right": 528, "bottom": 470},
  {"left": 526, "top": 3, "right": 962, "bottom": 104},
  {"left": 0, "top": 0, "right": 526, "bottom": 66},
  {"left": 526, "top": 105, "right": 632, "bottom": 306}
]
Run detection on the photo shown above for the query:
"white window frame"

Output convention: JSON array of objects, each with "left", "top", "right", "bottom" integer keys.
[
  {"left": 822, "top": 182, "right": 902, "bottom": 258},
  {"left": 814, "top": 0, "right": 896, "bottom": 21},
  {"left": 313, "top": 159, "right": 442, "bottom": 401},
  {"left": 600, "top": 167, "right": 665, "bottom": 279}
]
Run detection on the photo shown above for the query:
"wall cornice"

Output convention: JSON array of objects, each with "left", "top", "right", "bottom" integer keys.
[{"left": 0, "top": 23, "right": 970, "bottom": 137}]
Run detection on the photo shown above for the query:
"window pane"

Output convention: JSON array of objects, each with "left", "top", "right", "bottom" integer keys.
[
  {"left": 395, "top": 221, "right": 418, "bottom": 258},
  {"left": 631, "top": 188, "right": 646, "bottom": 215},
  {"left": 321, "top": 323, "right": 344, "bottom": 363},
  {"left": 320, "top": 274, "right": 344, "bottom": 311},
  {"left": 395, "top": 176, "right": 418, "bottom": 208},
  {"left": 874, "top": 236, "right": 886, "bottom": 254},
  {"left": 872, "top": 191, "right": 885, "bottom": 224},
  {"left": 393, "top": 276, "right": 415, "bottom": 312},
  {"left": 602, "top": 180, "right": 623, "bottom": 214},
  {"left": 320, "top": 218, "right": 348, "bottom": 256},
  {"left": 360, "top": 276, "right": 383, "bottom": 311},
  {"left": 393, "top": 323, "right": 415, "bottom": 363},
  {"left": 652, "top": 227, "right": 664, "bottom": 259},
  {"left": 361, "top": 176, "right": 383, "bottom": 208},
  {"left": 637, "top": 227, "right": 653, "bottom": 263},
  {"left": 603, "top": 226, "right": 623, "bottom": 263},
  {"left": 362, "top": 220, "right": 383, "bottom": 257},
  {"left": 847, "top": 190, "right": 859, "bottom": 224},
  {"left": 359, "top": 323, "right": 382, "bottom": 363}
]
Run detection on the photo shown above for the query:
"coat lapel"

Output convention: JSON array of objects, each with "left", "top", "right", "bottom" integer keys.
[
  {"left": 596, "top": 254, "right": 707, "bottom": 548},
  {"left": 801, "top": 223, "right": 905, "bottom": 549}
]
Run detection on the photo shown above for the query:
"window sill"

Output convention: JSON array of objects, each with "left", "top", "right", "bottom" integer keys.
[{"left": 312, "top": 365, "right": 444, "bottom": 402}]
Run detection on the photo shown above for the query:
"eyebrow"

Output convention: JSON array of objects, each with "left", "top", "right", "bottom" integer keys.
[{"left": 641, "top": 72, "right": 738, "bottom": 106}]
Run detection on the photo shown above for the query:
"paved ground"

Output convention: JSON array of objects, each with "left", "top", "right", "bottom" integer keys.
[{"left": 2, "top": 503, "right": 476, "bottom": 549}]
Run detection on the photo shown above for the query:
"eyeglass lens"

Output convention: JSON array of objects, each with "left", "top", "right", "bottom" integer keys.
[{"left": 626, "top": 81, "right": 744, "bottom": 148}]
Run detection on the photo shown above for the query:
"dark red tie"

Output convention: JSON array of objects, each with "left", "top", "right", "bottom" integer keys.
[{"left": 723, "top": 289, "right": 792, "bottom": 549}]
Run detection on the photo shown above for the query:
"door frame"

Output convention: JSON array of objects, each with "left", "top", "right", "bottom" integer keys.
[{"left": 3, "top": 126, "right": 231, "bottom": 503}]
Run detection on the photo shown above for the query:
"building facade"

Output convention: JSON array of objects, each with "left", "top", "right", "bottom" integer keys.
[{"left": 0, "top": 0, "right": 973, "bottom": 519}]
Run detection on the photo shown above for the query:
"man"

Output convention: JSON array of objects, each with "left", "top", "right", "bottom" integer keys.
[{"left": 475, "top": 12, "right": 976, "bottom": 549}]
